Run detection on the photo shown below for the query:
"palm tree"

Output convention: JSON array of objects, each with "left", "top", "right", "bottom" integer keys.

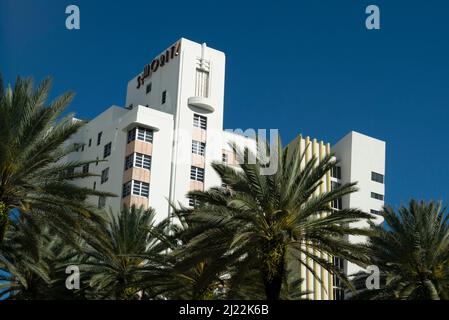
[
  {"left": 135, "top": 208, "right": 231, "bottom": 300},
  {"left": 176, "top": 137, "right": 372, "bottom": 300},
  {"left": 352, "top": 200, "right": 449, "bottom": 300},
  {"left": 78, "top": 205, "right": 171, "bottom": 299},
  {"left": 0, "top": 74, "right": 113, "bottom": 243},
  {"left": 0, "top": 213, "right": 86, "bottom": 300}
]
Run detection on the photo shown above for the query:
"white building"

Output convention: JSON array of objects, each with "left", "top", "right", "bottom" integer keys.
[{"left": 65, "top": 38, "right": 386, "bottom": 300}]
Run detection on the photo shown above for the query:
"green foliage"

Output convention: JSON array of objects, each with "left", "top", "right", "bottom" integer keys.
[
  {"left": 174, "top": 136, "right": 372, "bottom": 300},
  {"left": 0, "top": 74, "right": 113, "bottom": 244},
  {"left": 352, "top": 200, "right": 449, "bottom": 300}
]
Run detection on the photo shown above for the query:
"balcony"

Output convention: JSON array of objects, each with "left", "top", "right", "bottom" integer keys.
[{"left": 188, "top": 96, "right": 214, "bottom": 113}]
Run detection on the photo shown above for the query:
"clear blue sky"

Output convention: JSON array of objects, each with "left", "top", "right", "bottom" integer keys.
[{"left": 1, "top": 0, "right": 448, "bottom": 208}]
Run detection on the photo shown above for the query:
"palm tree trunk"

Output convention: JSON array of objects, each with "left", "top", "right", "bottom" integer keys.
[
  {"left": 262, "top": 242, "right": 286, "bottom": 301},
  {"left": 0, "top": 201, "right": 8, "bottom": 243}
]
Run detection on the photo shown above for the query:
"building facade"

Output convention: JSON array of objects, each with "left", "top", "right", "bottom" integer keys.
[{"left": 65, "top": 38, "right": 386, "bottom": 300}]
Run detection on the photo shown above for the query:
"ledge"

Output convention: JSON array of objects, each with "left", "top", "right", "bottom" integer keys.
[{"left": 188, "top": 96, "right": 214, "bottom": 113}]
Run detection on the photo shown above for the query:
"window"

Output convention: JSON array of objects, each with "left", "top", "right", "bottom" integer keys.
[
  {"left": 88, "top": 139, "right": 92, "bottom": 147},
  {"left": 81, "top": 145, "right": 84, "bottom": 152},
  {"left": 192, "top": 140, "right": 206, "bottom": 156},
  {"left": 127, "top": 128, "right": 136, "bottom": 143},
  {"left": 98, "top": 196, "right": 106, "bottom": 209},
  {"left": 371, "top": 172, "right": 384, "bottom": 184},
  {"left": 93, "top": 181, "right": 97, "bottom": 190},
  {"left": 97, "top": 132, "right": 102, "bottom": 146},
  {"left": 124, "top": 153, "right": 152, "bottom": 171},
  {"left": 101, "top": 168, "right": 109, "bottom": 184},
  {"left": 96, "top": 157, "right": 99, "bottom": 166},
  {"left": 135, "top": 153, "right": 151, "bottom": 170},
  {"left": 133, "top": 180, "right": 150, "bottom": 197},
  {"left": 188, "top": 196, "right": 200, "bottom": 208},
  {"left": 146, "top": 82, "right": 152, "bottom": 94},
  {"left": 195, "top": 69, "right": 209, "bottom": 98},
  {"left": 333, "top": 257, "right": 345, "bottom": 300},
  {"left": 82, "top": 164, "right": 89, "bottom": 174},
  {"left": 103, "top": 142, "right": 112, "bottom": 158},
  {"left": 125, "top": 154, "right": 134, "bottom": 171},
  {"left": 370, "top": 209, "right": 381, "bottom": 215},
  {"left": 222, "top": 153, "right": 228, "bottom": 164},
  {"left": 122, "top": 181, "right": 131, "bottom": 198},
  {"left": 193, "top": 114, "right": 207, "bottom": 130},
  {"left": 331, "top": 182, "right": 342, "bottom": 210},
  {"left": 137, "top": 127, "right": 153, "bottom": 143},
  {"left": 371, "top": 192, "right": 384, "bottom": 201},
  {"left": 331, "top": 166, "right": 342, "bottom": 179},
  {"left": 190, "top": 166, "right": 205, "bottom": 182},
  {"left": 129, "top": 127, "right": 153, "bottom": 144},
  {"left": 162, "top": 90, "right": 167, "bottom": 104}
]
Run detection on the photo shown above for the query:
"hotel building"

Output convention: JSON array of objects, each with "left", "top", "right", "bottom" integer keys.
[{"left": 64, "top": 38, "right": 386, "bottom": 300}]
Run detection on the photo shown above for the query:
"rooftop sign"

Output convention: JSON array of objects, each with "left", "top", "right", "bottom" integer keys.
[{"left": 137, "top": 41, "right": 181, "bottom": 89}]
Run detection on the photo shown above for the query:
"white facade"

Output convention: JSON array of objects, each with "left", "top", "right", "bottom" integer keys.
[
  {"left": 66, "top": 38, "right": 252, "bottom": 221},
  {"left": 331, "top": 131, "right": 386, "bottom": 277},
  {"left": 65, "top": 38, "right": 386, "bottom": 299}
]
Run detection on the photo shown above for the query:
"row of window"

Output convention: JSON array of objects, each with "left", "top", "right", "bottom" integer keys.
[
  {"left": 122, "top": 180, "right": 150, "bottom": 198},
  {"left": 332, "top": 167, "right": 385, "bottom": 186},
  {"left": 76, "top": 131, "right": 106, "bottom": 152},
  {"left": 125, "top": 153, "right": 152, "bottom": 171}
]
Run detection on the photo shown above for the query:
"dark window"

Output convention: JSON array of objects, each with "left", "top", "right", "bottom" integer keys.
[
  {"left": 96, "top": 157, "right": 99, "bottom": 166},
  {"left": 101, "top": 168, "right": 109, "bottom": 184},
  {"left": 371, "top": 192, "right": 384, "bottom": 201},
  {"left": 88, "top": 139, "right": 92, "bottom": 147},
  {"left": 193, "top": 114, "right": 207, "bottom": 130},
  {"left": 122, "top": 181, "right": 131, "bottom": 198},
  {"left": 333, "top": 257, "right": 345, "bottom": 300},
  {"left": 93, "top": 181, "right": 97, "bottom": 190},
  {"left": 82, "top": 164, "right": 89, "bottom": 174},
  {"left": 124, "top": 154, "right": 133, "bottom": 171},
  {"left": 98, "top": 196, "right": 106, "bottom": 209},
  {"left": 188, "top": 196, "right": 200, "bottom": 208},
  {"left": 370, "top": 209, "right": 382, "bottom": 215},
  {"left": 132, "top": 180, "right": 150, "bottom": 197},
  {"left": 331, "top": 166, "right": 342, "bottom": 179},
  {"left": 127, "top": 128, "right": 136, "bottom": 144},
  {"left": 331, "top": 182, "right": 343, "bottom": 210},
  {"left": 371, "top": 172, "right": 384, "bottom": 184},
  {"left": 146, "top": 82, "right": 152, "bottom": 94},
  {"left": 190, "top": 166, "right": 205, "bottom": 182},
  {"left": 97, "top": 132, "right": 102, "bottom": 146},
  {"left": 162, "top": 90, "right": 167, "bottom": 104},
  {"left": 135, "top": 153, "right": 151, "bottom": 170},
  {"left": 137, "top": 127, "right": 153, "bottom": 143},
  {"left": 81, "top": 145, "right": 84, "bottom": 152},
  {"left": 192, "top": 140, "right": 206, "bottom": 156},
  {"left": 103, "top": 142, "right": 112, "bottom": 158}
]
